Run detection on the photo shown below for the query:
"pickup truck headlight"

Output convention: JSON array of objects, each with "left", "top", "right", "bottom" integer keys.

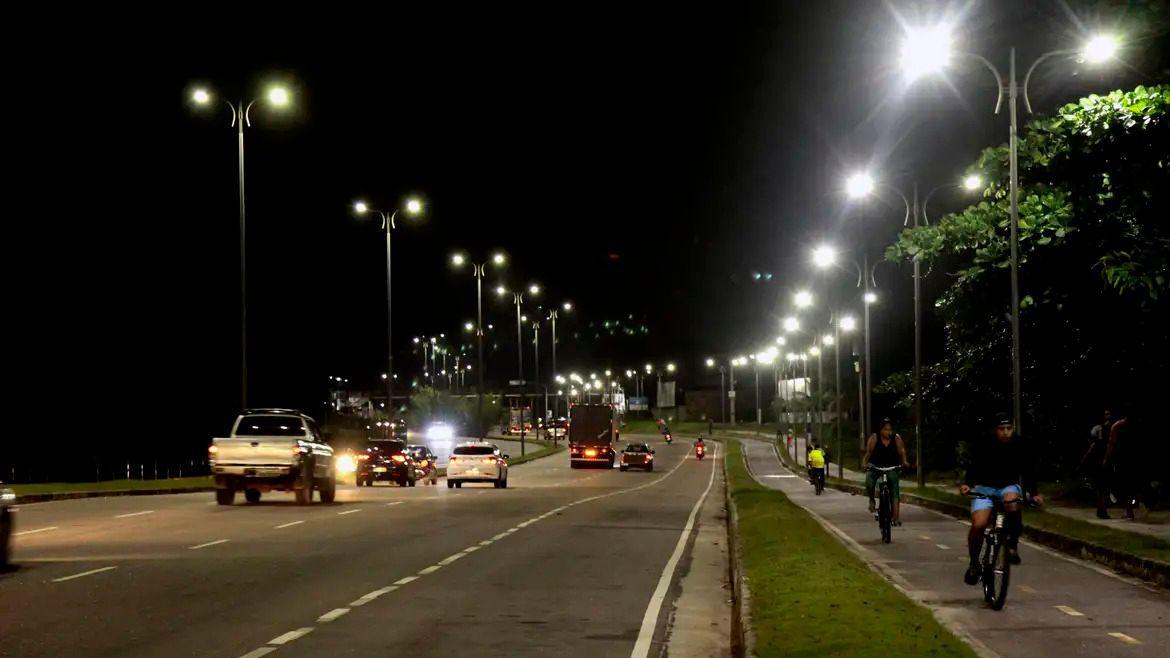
[{"left": 336, "top": 454, "right": 357, "bottom": 474}]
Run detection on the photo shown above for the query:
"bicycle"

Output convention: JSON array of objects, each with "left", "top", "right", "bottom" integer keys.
[
  {"left": 966, "top": 492, "right": 1025, "bottom": 610},
  {"left": 868, "top": 465, "right": 900, "bottom": 544},
  {"left": 809, "top": 467, "right": 825, "bottom": 495}
]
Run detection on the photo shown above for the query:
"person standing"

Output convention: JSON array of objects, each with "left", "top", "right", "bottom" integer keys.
[
  {"left": 1082, "top": 407, "right": 1113, "bottom": 519},
  {"left": 1103, "top": 406, "right": 1142, "bottom": 520}
]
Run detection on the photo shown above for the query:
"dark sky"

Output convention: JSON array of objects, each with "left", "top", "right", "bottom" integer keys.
[{"left": 11, "top": 1, "right": 1159, "bottom": 459}]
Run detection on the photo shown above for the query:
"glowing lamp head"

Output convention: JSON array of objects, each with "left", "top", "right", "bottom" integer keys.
[
  {"left": 900, "top": 25, "right": 953, "bottom": 80},
  {"left": 775, "top": 336, "right": 787, "bottom": 345},
  {"left": 794, "top": 290, "right": 813, "bottom": 308},
  {"left": 353, "top": 201, "right": 369, "bottom": 214},
  {"left": 864, "top": 292, "right": 878, "bottom": 305},
  {"left": 1081, "top": 35, "right": 1119, "bottom": 64},
  {"left": 192, "top": 88, "right": 211, "bottom": 105},
  {"left": 823, "top": 334, "right": 835, "bottom": 346},
  {"left": 705, "top": 358, "right": 715, "bottom": 367},
  {"left": 404, "top": 198, "right": 423, "bottom": 215},
  {"left": 528, "top": 284, "right": 540, "bottom": 295},
  {"left": 666, "top": 363, "right": 676, "bottom": 373},
  {"left": 492, "top": 253, "right": 506, "bottom": 266},
  {"left": 962, "top": 174, "right": 983, "bottom": 191},
  {"left": 495, "top": 285, "right": 507, "bottom": 297},
  {"left": 266, "top": 86, "right": 290, "bottom": 107},
  {"left": 812, "top": 245, "right": 837, "bottom": 269},
  {"left": 783, "top": 316, "right": 800, "bottom": 333},
  {"left": 562, "top": 301, "right": 573, "bottom": 311},
  {"left": 840, "top": 316, "right": 857, "bottom": 332},
  {"left": 845, "top": 171, "right": 876, "bottom": 199}
]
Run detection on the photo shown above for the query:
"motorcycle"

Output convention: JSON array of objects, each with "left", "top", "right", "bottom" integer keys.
[
  {"left": 664, "top": 433, "right": 673, "bottom": 445},
  {"left": 695, "top": 443, "right": 706, "bottom": 460}
]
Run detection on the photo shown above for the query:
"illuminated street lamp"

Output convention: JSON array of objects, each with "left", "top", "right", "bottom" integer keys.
[
  {"left": 352, "top": 196, "right": 425, "bottom": 418},
  {"left": 794, "top": 290, "right": 813, "bottom": 309},
  {"left": 450, "top": 250, "right": 507, "bottom": 436},
  {"left": 188, "top": 81, "right": 293, "bottom": 408},
  {"left": 899, "top": 26, "right": 1120, "bottom": 440},
  {"left": 783, "top": 316, "right": 800, "bottom": 333}
]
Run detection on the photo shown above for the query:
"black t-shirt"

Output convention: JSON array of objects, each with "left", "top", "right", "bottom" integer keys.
[{"left": 964, "top": 435, "right": 1037, "bottom": 492}]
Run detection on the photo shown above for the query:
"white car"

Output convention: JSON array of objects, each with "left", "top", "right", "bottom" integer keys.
[{"left": 446, "top": 442, "right": 508, "bottom": 489}]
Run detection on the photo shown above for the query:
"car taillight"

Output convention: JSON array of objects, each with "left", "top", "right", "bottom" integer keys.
[
  {"left": 358, "top": 454, "right": 370, "bottom": 461},
  {"left": 420, "top": 460, "right": 429, "bottom": 467},
  {"left": 448, "top": 456, "right": 458, "bottom": 462},
  {"left": 391, "top": 454, "right": 407, "bottom": 463},
  {"left": 482, "top": 458, "right": 496, "bottom": 464}
]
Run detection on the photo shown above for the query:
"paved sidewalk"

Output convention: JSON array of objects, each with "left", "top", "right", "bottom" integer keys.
[
  {"left": 780, "top": 433, "right": 1170, "bottom": 543},
  {"left": 738, "top": 437, "right": 1170, "bottom": 658}
]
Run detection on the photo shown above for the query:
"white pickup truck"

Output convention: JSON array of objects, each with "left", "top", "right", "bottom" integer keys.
[{"left": 210, "top": 409, "right": 336, "bottom": 505}]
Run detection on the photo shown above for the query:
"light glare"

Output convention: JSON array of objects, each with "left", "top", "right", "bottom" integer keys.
[
  {"left": 962, "top": 174, "right": 983, "bottom": 191},
  {"left": 1082, "top": 35, "right": 1119, "bottom": 64},
  {"left": 794, "top": 290, "right": 813, "bottom": 308},
  {"left": 267, "top": 86, "right": 290, "bottom": 106},
  {"left": 901, "top": 25, "right": 953, "bottom": 80},
  {"left": 812, "top": 244, "right": 837, "bottom": 269},
  {"left": 192, "top": 88, "right": 210, "bottom": 105},
  {"left": 845, "top": 172, "right": 875, "bottom": 199}
]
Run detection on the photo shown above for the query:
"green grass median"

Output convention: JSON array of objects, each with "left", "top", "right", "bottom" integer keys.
[
  {"left": 9, "top": 477, "right": 214, "bottom": 496},
  {"left": 725, "top": 439, "right": 978, "bottom": 658}
]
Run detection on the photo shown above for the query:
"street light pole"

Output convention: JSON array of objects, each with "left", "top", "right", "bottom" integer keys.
[
  {"left": 754, "top": 359, "right": 761, "bottom": 426},
  {"left": 912, "top": 182, "right": 924, "bottom": 487},
  {"left": 235, "top": 105, "right": 248, "bottom": 410},
  {"left": 476, "top": 269, "right": 485, "bottom": 437},
  {"left": 729, "top": 360, "right": 737, "bottom": 425}
]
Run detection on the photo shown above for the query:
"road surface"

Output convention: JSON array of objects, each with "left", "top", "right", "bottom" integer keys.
[
  {"left": 0, "top": 436, "right": 717, "bottom": 658},
  {"left": 739, "top": 437, "right": 1170, "bottom": 658}
]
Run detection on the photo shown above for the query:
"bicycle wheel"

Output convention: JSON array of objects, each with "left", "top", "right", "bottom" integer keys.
[
  {"left": 983, "top": 536, "right": 1011, "bottom": 610},
  {"left": 878, "top": 487, "right": 892, "bottom": 543}
]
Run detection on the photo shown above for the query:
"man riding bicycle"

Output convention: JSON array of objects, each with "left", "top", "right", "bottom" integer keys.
[
  {"left": 807, "top": 441, "right": 827, "bottom": 485},
  {"left": 960, "top": 413, "right": 1043, "bottom": 585},
  {"left": 863, "top": 418, "right": 910, "bottom": 525}
]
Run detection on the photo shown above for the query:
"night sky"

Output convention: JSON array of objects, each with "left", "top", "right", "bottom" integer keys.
[{"left": 11, "top": 1, "right": 1156, "bottom": 463}]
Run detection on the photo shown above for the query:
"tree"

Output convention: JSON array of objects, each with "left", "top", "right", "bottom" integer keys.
[{"left": 881, "top": 85, "right": 1169, "bottom": 474}]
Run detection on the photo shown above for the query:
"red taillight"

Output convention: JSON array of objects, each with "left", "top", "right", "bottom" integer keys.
[
  {"left": 358, "top": 454, "right": 370, "bottom": 461},
  {"left": 448, "top": 456, "right": 458, "bottom": 462},
  {"left": 391, "top": 454, "right": 407, "bottom": 463}
]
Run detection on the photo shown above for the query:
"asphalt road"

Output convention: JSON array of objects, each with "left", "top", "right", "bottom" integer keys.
[
  {"left": 740, "top": 438, "right": 1170, "bottom": 658},
  {"left": 0, "top": 436, "right": 716, "bottom": 658}
]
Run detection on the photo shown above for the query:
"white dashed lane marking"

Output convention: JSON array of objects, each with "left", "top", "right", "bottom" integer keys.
[
  {"left": 935, "top": 544, "right": 951, "bottom": 550},
  {"left": 14, "top": 526, "right": 58, "bottom": 537},
  {"left": 417, "top": 565, "right": 441, "bottom": 575},
  {"left": 349, "top": 586, "right": 397, "bottom": 607},
  {"left": 1055, "top": 605, "right": 1085, "bottom": 617},
  {"left": 275, "top": 521, "right": 304, "bottom": 529},
  {"left": 1108, "top": 632, "right": 1141, "bottom": 645},
  {"left": 189, "top": 539, "right": 229, "bottom": 550},
  {"left": 237, "top": 647, "right": 278, "bottom": 658},
  {"left": 438, "top": 553, "right": 465, "bottom": 565},
  {"left": 393, "top": 576, "right": 418, "bottom": 586},
  {"left": 51, "top": 566, "right": 117, "bottom": 583},
  {"left": 114, "top": 510, "right": 155, "bottom": 518},
  {"left": 317, "top": 608, "right": 350, "bottom": 623},
  {"left": 338, "top": 509, "right": 361, "bottom": 515},
  {"left": 268, "top": 628, "right": 314, "bottom": 645}
]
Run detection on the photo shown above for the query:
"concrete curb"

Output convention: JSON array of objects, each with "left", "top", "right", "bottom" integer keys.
[
  {"left": 768, "top": 438, "right": 1170, "bottom": 589},
  {"left": 722, "top": 447, "right": 752, "bottom": 658},
  {"left": 15, "top": 486, "right": 216, "bottom": 505}
]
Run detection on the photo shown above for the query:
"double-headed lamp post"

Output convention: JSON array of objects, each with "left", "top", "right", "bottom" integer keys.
[
  {"left": 705, "top": 358, "right": 727, "bottom": 423},
  {"left": 353, "top": 197, "right": 424, "bottom": 419},
  {"left": 450, "top": 251, "right": 506, "bottom": 438},
  {"left": 548, "top": 301, "right": 572, "bottom": 418},
  {"left": 900, "top": 27, "right": 1119, "bottom": 435},
  {"left": 498, "top": 282, "right": 540, "bottom": 455},
  {"left": 190, "top": 83, "right": 291, "bottom": 409}
]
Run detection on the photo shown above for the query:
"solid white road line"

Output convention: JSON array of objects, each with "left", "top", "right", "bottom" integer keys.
[
  {"left": 386, "top": 501, "right": 404, "bottom": 506},
  {"left": 317, "top": 608, "right": 350, "bottom": 623},
  {"left": 268, "top": 628, "right": 314, "bottom": 645},
  {"left": 338, "top": 509, "right": 362, "bottom": 515},
  {"left": 1055, "top": 605, "right": 1085, "bottom": 617},
  {"left": 51, "top": 566, "right": 118, "bottom": 583},
  {"left": 630, "top": 443, "right": 718, "bottom": 658},
  {"left": 114, "top": 510, "right": 155, "bottom": 518},
  {"left": 14, "top": 526, "right": 58, "bottom": 536},
  {"left": 237, "top": 647, "right": 278, "bottom": 658},
  {"left": 275, "top": 521, "right": 305, "bottom": 529},
  {"left": 189, "top": 539, "right": 229, "bottom": 550},
  {"left": 1108, "top": 632, "right": 1141, "bottom": 645}
]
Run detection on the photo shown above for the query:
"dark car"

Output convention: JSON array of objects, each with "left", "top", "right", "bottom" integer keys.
[
  {"left": 406, "top": 445, "right": 439, "bottom": 485},
  {"left": 356, "top": 440, "right": 417, "bottom": 487},
  {"left": 620, "top": 443, "right": 655, "bottom": 472}
]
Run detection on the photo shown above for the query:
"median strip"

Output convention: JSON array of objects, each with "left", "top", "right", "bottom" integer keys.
[{"left": 725, "top": 440, "right": 979, "bottom": 657}]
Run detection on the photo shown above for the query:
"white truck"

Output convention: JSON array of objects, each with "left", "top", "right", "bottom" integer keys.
[{"left": 209, "top": 409, "right": 336, "bottom": 506}]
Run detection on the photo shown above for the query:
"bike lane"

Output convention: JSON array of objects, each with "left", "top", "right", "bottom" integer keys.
[{"left": 738, "top": 438, "right": 1169, "bottom": 658}]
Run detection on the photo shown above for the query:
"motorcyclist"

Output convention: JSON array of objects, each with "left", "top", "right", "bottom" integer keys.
[{"left": 694, "top": 435, "right": 706, "bottom": 458}]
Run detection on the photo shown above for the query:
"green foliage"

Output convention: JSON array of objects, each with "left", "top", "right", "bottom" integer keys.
[{"left": 881, "top": 85, "right": 1169, "bottom": 473}]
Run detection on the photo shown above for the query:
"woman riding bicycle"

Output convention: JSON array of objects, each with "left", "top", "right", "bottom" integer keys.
[
  {"left": 960, "top": 413, "right": 1043, "bottom": 585},
  {"left": 862, "top": 418, "right": 910, "bottom": 525}
]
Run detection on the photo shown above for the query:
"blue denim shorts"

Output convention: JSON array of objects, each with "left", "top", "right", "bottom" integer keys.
[{"left": 971, "top": 484, "right": 1022, "bottom": 512}]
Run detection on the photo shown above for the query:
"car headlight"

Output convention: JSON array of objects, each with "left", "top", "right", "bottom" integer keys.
[
  {"left": 336, "top": 454, "right": 357, "bottom": 474},
  {"left": 426, "top": 424, "right": 454, "bottom": 441}
]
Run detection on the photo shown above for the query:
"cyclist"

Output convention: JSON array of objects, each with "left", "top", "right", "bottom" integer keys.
[
  {"left": 960, "top": 413, "right": 1042, "bottom": 585},
  {"left": 862, "top": 417, "right": 910, "bottom": 525},
  {"left": 807, "top": 441, "right": 827, "bottom": 486}
]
